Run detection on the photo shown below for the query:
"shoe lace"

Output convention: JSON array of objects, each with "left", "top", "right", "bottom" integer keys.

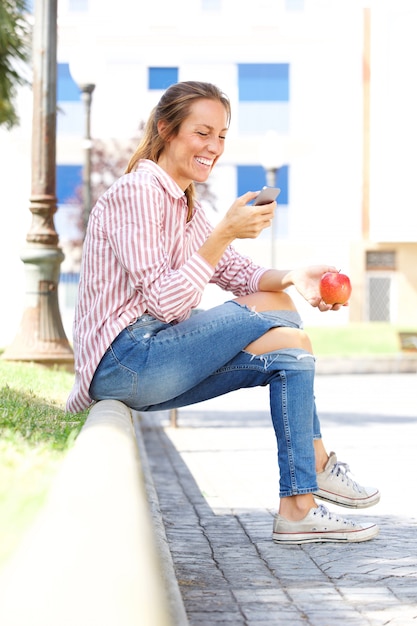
[
  {"left": 313, "top": 504, "right": 357, "bottom": 527},
  {"left": 329, "top": 460, "right": 362, "bottom": 493}
]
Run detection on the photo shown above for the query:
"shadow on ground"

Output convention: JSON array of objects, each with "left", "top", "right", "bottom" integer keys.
[{"left": 140, "top": 414, "right": 417, "bottom": 625}]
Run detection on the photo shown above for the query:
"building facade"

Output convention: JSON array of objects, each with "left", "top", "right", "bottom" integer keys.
[{"left": 0, "top": 0, "right": 416, "bottom": 348}]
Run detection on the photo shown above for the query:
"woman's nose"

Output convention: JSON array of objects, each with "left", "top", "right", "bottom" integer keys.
[{"left": 208, "top": 137, "right": 223, "bottom": 155}]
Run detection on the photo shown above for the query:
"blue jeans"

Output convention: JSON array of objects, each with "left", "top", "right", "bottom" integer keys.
[{"left": 90, "top": 300, "right": 320, "bottom": 497}]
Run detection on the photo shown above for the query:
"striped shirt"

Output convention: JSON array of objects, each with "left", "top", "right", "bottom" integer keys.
[{"left": 66, "top": 160, "right": 267, "bottom": 413}]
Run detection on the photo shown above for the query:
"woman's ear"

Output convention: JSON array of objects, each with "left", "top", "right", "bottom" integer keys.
[{"left": 157, "top": 120, "right": 170, "bottom": 142}]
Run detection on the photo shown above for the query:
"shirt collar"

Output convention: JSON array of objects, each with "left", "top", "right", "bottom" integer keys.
[{"left": 138, "top": 159, "right": 186, "bottom": 201}]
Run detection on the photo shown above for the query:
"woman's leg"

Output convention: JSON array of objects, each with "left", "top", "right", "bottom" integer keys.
[
  {"left": 237, "top": 293, "right": 379, "bottom": 520},
  {"left": 91, "top": 291, "right": 319, "bottom": 504},
  {"left": 91, "top": 291, "right": 379, "bottom": 534},
  {"left": 235, "top": 292, "right": 327, "bottom": 519},
  {"left": 90, "top": 293, "right": 302, "bottom": 409},
  {"left": 239, "top": 293, "right": 327, "bottom": 467}
]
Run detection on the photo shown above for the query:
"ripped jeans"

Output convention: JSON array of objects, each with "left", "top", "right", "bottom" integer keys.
[{"left": 89, "top": 300, "right": 320, "bottom": 497}]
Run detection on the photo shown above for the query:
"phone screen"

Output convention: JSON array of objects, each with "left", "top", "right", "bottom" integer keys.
[{"left": 253, "top": 186, "right": 281, "bottom": 206}]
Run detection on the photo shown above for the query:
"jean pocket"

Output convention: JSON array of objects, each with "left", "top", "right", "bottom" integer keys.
[{"left": 90, "top": 346, "right": 138, "bottom": 403}]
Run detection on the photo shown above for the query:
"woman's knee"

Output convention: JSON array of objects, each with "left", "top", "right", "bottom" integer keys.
[
  {"left": 235, "top": 290, "right": 297, "bottom": 312},
  {"left": 245, "top": 326, "right": 313, "bottom": 355}
]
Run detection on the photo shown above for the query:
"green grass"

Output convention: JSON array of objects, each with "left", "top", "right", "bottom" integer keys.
[
  {"left": 305, "top": 323, "right": 407, "bottom": 356},
  {"left": 0, "top": 360, "right": 87, "bottom": 567}
]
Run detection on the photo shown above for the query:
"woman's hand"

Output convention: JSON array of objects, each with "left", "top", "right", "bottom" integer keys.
[
  {"left": 286, "top": 265, "right": 347, "bottom": 311},
  {"left": 219, "top": 191, "right": 276, "bottom": 240},
  {"left": 199, "top": 192, "right": 276, "bottom": 269}
]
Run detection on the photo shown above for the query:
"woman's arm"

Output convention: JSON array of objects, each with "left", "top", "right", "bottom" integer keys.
[
  {"left": 259, "top": 266, "right": 344, "bottom": 311},
  {"left": 197, "top": 191, "right": 276, "bottom": 268},
  {"left": 197, "top": 193, "right": 343, "bottom": 311}
]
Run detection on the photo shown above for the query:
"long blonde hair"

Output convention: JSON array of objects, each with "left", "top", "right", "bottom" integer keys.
[{"left": 126, "top": 81, "right": 231, "bottom": 210}]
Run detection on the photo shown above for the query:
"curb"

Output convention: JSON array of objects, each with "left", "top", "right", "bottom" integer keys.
[
  {"left": 0, "top": 400, "right": 175, "bottom": 626},
  {"left": 132, "top": 411, "right": 189, "bottom": 626},
  {"left": 316, "top": 354, "right": 417, "bottom": 375}
]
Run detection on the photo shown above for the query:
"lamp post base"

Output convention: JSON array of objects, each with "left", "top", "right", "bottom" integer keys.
[
  {"left": 2, "top": 315, "right": 74, "bottom": 366},
  {"left": 2, "top": 245, "right": 74, "bottom": 367}
]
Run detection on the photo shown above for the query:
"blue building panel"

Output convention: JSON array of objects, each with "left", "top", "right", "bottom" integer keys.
[
  {"left": 57, "top": 101, "right": 84, "bottom": 135},
  {"left": 57, "top": 63, "right": 81, "bottom": 102},
  {"left": 237, "top": 164, "right": 289, "bottom": 205},
  {"left": 148, "top": 67, "right": 179, "bottom": 90},
  {"left": 238, "top": 64, "right": 289, "bottom": 102},
  {"left": 56, "top": 164, "right": 83, "bottom": 205}
]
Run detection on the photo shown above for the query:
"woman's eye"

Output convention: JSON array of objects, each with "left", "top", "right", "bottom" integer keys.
[{"left": 197, "top": 132, "right": 208, "bottom": 137}]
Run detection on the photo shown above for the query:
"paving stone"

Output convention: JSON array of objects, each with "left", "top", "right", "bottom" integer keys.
[{"left": 140, "top": 374, "right": 417, "bottom": 626}]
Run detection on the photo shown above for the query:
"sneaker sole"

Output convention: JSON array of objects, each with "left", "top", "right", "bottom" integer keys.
[
  {"left": 314, "top": 489, "right": 381, "bottom": 509},
  {"left": 272, "top": 524, "right": 379, "bottom": 545}
]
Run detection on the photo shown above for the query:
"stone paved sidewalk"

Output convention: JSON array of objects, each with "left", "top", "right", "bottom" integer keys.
[{"left": 140, "top": 374, "right": 417, "bottom": 626}]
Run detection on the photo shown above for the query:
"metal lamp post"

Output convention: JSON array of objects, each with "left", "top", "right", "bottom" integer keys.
[
  {"left": 2, "top": 0, "right": 73, "bottom": 365},
  {"left": 259, "top": 131, "right": 284, "bottom": 269},
  {"left": 69, "top": 59, "right": 96, "bottom": 233}
]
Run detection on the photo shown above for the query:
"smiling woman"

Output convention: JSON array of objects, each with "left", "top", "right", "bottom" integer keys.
[
  {"left": 156, "top": 100, "right": 229, "bottom": 190},
  {"left": 126, "top": 81, "right": 231, "bottom": 212},
  {"left": 66, "top": 81, "right": 380, "bottom": 545}
]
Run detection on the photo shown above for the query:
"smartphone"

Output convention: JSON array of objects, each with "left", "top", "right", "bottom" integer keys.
[{"left": 253, "top": 186, "right": 281, "bottom": 206}]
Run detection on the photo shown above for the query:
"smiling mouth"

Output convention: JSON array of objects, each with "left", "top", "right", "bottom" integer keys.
[{"left": 195, "top": 157, "right": 213, "bottom": 167}]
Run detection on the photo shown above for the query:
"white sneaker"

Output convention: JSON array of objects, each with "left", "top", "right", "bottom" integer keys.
[
  {"left": 315, "top": 452, "right": 380, "bottom": 509},
  {"left": 273, "top": 504, "right": 379, "bottom": 544}
]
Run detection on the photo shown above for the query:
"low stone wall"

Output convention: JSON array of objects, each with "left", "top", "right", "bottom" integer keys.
[{"left": 0, "top": 400, "right": 187, "bottom": 626}]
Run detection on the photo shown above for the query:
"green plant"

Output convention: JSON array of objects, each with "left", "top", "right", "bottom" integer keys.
[
  {"left": 0, "top": 360, "right": 87, "bottom": 566},
  {"left": 305, "top": 323, "right": 402, "bottom": 356}
]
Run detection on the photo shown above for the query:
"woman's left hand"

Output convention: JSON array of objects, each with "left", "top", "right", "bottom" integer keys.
[{"left": 287, "top": 265, "right": 347, "bottom": 311}]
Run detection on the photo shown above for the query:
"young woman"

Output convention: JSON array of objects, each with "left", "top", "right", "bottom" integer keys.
[{"left": 67, "top": 81, "right": 379, "bottom": 544}]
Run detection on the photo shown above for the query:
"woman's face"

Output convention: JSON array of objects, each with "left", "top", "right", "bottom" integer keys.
[{"left": 157, "top": 98, "right": 229, "bottom": 190}]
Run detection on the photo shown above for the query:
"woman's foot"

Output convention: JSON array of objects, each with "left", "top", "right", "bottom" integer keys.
[
  {"left": 273, "top": 504, "right": 379, "bottom": 544},
  {"left": 315, "top": 452, "right": 380, "bottom": 509}
]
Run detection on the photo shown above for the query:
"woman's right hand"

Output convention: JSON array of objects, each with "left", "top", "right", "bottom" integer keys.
[
  {"left": 199, "top": 192, "right": 276, "bottom": 269},
  {"left": 220, "top": 191, "right": 277, "bottom": 240}
]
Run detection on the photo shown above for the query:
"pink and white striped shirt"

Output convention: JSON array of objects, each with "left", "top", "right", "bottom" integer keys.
[{"left": 66, "top": 160, "right": 267, "bottom": 413}]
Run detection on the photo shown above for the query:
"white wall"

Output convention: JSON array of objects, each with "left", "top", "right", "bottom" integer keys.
[
  {"left": 0, "top": 88, "right": 33, "bottom": 349},
  {"left": 1, "top": 0, "right": 415, "bottom": 349}
]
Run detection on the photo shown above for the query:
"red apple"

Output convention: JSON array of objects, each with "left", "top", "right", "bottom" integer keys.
[{"left": 320, "top": 271, "right": 352, "bottom": 305}]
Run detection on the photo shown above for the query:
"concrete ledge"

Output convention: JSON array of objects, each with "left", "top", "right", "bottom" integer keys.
[
  {"left": 0, "top": 400, "right": 181, "bottom": 626},
  {"left": 132, "top": 411, "right": 189, "bottom": 626},
  {"left": 316, "top": 354, "right": 417, "bottom": 375}
]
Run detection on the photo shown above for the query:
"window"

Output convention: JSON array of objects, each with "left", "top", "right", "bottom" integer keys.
[
  {"left": 237, "top": 165, "right": 289, "bottom": 238},
  {"left": 366, "top": 274, "right": 396, "bottom": 322},
  {"left": 57, "top": 165, "right": 83, "bottom": 205},
  {"left": 238, "top": 63, "right": 290, "bottom": 134},
  {"left": 57, "top": 63, "right": 81, "bottom": 102},
  {"left": 365, "top": 251, "right": 397, "bottom": 322},
  {"left": 237, "top": 165, "right": 288, "bottom": 204},
  {"left": 68, "top": 0, "right": 89, "bottom": 10},
  {"left": 56, "top": 63, "right": 83, "bottom": 134},
  {"left": 366, "top": 250, "right": 396, "bottom": 270},
  {"left": 55, "top": 167, "right": 84, "bottom": 246},
  {"left": 148, "top": 67, "right": 178, "bottom": 90},
  {"left": 201, "top": 0, "right": 221, "bottom": 9},
  {"left": 285, "top": 0, "right": 304, "bottom": 10},
  {"left": 238, "top": 64, "right": 289, "bottom": 102}
]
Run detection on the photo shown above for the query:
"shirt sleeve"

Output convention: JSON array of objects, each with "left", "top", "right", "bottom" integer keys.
[
  {"left": 211, "top": 245, "right": 268, "bottom": 296},
  {"left": 103, "top": 176, "right": 215, "bottom": 323}
]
